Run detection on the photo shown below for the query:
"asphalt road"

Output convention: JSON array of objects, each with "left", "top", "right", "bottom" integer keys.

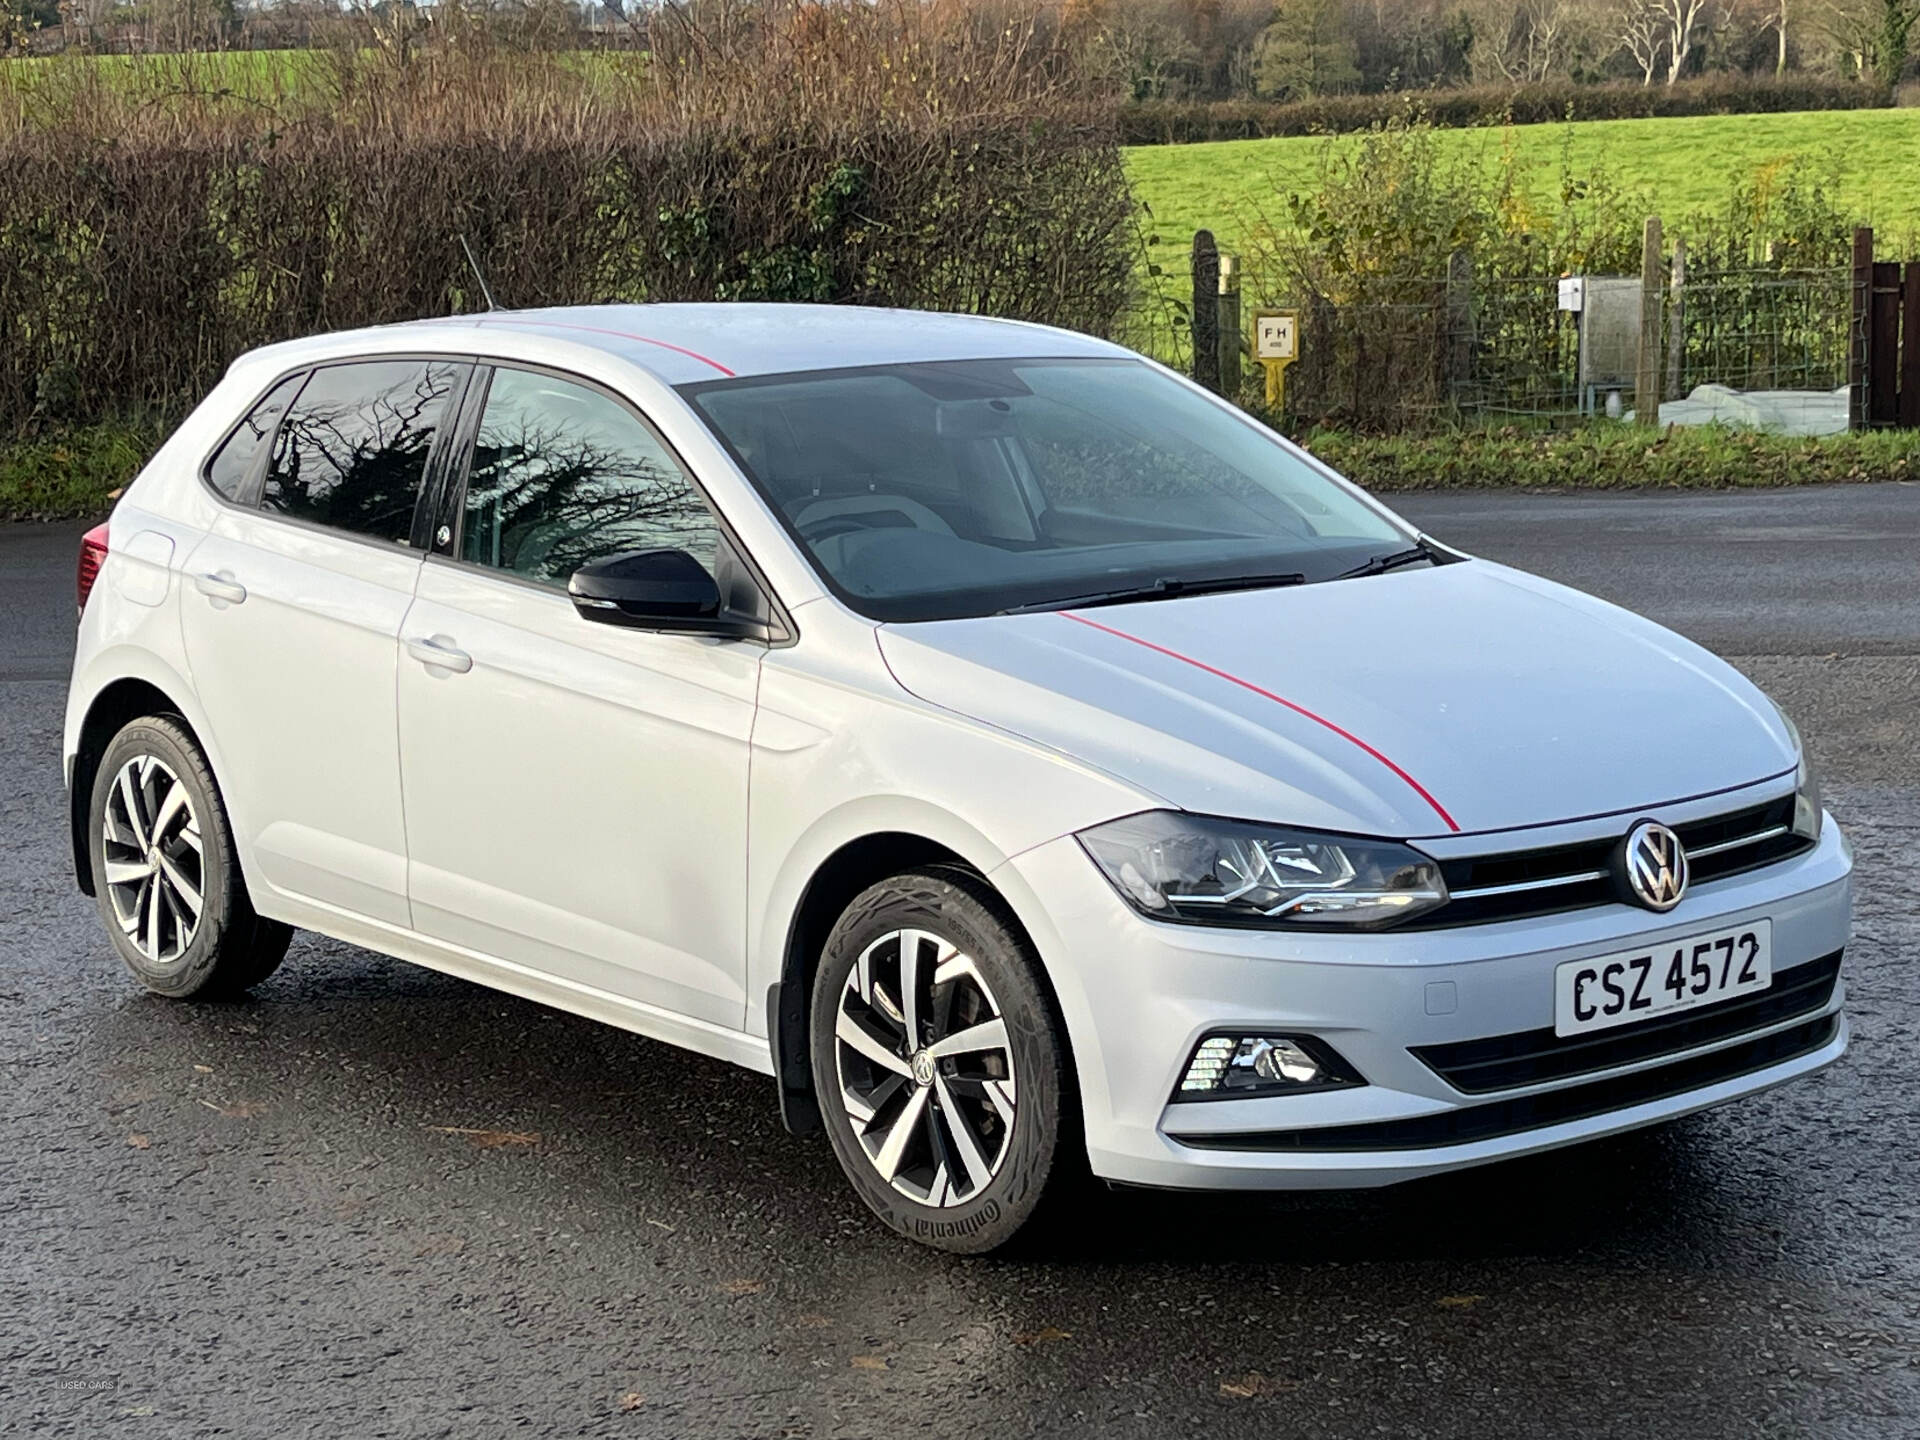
[{"left": 3, "top": 487, "right": 1917, "bottom": 1439}]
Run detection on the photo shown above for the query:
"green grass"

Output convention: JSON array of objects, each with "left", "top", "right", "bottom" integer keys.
[
  {"left": 1125, "top": 108, "right": 1920, "bottom": 318},
  {"left": 0, "top": 47, "right": 653, "bottom": 119},
  {"left": 0, "top": 422, "right": 161, "bottom": 523}
]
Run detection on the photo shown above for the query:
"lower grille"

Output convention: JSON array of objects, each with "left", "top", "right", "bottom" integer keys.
[
  {"left": 1412, "top": 949, "right": 1843, "bottom": 1094},
  {"left": 1172, "top": 1014, "right": 1840, "bottom": 1154}
]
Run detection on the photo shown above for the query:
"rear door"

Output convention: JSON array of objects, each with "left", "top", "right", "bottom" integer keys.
[
  {"left": 180, "top": 358, "right": 468, "bottom": 926},
  {"left": 394, "top": 364, "right": 763, "bottom": 1027}
]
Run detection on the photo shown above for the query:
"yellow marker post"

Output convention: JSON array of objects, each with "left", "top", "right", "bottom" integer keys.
[{"left": 1253, "top": 309, "right": 1300, "bottom": 411}]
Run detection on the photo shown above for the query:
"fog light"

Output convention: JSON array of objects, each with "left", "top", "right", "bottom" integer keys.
[
  {"left": 1173, "top": 1033, "right": 1361, "bottom": 1100},
  {"left": 1250, "top": 1038, "right": 1320, "bottom": 1084}
]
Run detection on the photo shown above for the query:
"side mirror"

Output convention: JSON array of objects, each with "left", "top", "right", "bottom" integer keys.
[{"left": 569, "top": 549, "right": 753, "bottom": 636}]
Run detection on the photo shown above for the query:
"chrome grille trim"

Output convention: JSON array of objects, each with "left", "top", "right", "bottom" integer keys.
[
  {"left": 1686, "top": 824, "right": 1790, "bottom": 861},
  {"left": 1450, "top": 869, "right": 1608, "bottom": 901}
]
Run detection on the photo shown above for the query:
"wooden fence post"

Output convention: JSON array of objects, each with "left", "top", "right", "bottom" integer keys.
[
  {"left": 1870, "top": 259, "right": 1901, "bottom": 426},
  {"left": 1665, "top": 238, "right": 1686, "bottom": 401},
  {"left": 1902, "top": 262, "right": 1920, "bottom": 431},
  {"left": 1217, "top": 254, "right": 1242, "bottom": 398},
  {"left": 1443, "top": 247, "right": 1474, "bottom": 407},
  {"left": 1850, "top": 227, "right": 1873, "bottom": 431},
  {"left": 1191, "top": 230, "right": 1221, "bottom": 394},
  {"left": 1635, "top": 215, "right": 1662, "bottom": 425}
]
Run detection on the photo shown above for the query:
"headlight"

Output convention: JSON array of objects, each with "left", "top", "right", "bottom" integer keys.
[
  {"left": 1077, "top": 811, "right": 1448, "bottom": 930},
  {"left": 1776, "top": 709, "right": 1823, "bottom": 842},
  {"left": 1792, "top": 754, "right": 1822, "bottom": 842}
]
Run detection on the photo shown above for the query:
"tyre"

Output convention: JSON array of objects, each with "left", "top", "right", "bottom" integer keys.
[
  {"left": 809, "top": 867, "right": 1072, "bottom": 1253},
  {"left": 88, "top": 716, "right": 292, "bottom": 999}
]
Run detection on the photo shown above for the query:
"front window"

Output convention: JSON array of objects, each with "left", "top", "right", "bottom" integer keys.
[
  {"left": 682, "top": 358, "right": 1412, "bottom": 622},
  {"left": 457, "top": 367, "right": 721, "bottom": 588}
]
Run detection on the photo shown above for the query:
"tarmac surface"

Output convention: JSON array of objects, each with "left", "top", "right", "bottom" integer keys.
[{"left": 3, "top": 484, "right": 1917, "bottom": 1437}]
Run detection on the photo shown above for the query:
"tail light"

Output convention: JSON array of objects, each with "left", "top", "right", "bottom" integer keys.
[{"left": 77, "top": 522, "right": 110, "bottom": 615}]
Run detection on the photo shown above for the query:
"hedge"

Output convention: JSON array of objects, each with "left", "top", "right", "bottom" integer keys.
[
  {"left": 1121, "top": 76, "right": 1884, "bottom": 146},
  {"left": 1300, "top": 423, "right": 1920, "bottom": 491},
  {"left": 0, "top": 19, "right": 1135, "bottom": 436}
]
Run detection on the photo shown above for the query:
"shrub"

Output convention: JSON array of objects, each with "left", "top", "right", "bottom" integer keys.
[
  {"left": 1236, "top": 118, "right": 1862, "bottom": 431},
  {"left": 0, "top": 4, "right": 1136, "bottom": 434},
  {"left": 1120, "top": 75, "right": 1885, "bottom": 145}
]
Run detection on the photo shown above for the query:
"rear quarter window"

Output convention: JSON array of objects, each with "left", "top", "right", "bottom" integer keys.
[{"left": 204, "top": 373, "right": 306, "bottom": 502}]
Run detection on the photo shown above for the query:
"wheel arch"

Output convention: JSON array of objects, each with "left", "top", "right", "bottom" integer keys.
[
  {"left": 766, "top": 825, "right": 1079, "bottom": 1142},
  {"left": 68, "top": 671, "right": 218, "bottom": 896}
]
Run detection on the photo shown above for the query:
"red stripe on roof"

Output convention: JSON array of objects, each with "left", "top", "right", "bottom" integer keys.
[
  {"left": 474, "top": 317, "right": 736, "bottom": 376},
  {"left": 1059, "top": 609, "right": 1461, "bottom": 833}
]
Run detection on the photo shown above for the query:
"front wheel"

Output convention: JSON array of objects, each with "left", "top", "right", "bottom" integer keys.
[{"left": 809, "top": 868, "right": 1071, "bottom": 1253}]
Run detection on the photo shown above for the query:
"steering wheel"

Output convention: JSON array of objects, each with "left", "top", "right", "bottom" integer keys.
[{"left": 790, "top": 495, "right": 955, "bottom": 544}]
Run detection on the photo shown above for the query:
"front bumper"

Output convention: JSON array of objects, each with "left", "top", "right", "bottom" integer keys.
[{"left": 997, "top": 808, "right": 1851, "bottom": 1191}]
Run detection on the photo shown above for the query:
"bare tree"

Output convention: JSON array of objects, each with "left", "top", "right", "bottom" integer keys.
[
  {"left": 1761, "top": 0, "right": 1789, "bottom": 73},
  {"left": 1463, "top": 0, "right": 1589, "bottom": 81},
  {"left": 1653, "top": 0, "right": 1724, "bottom": 81},
  {"left": 1615, "top": 0, "right": 1668, "bottom": 81}
]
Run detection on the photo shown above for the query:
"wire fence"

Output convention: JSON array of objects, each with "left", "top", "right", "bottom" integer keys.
[
  {"left": 1120, "top": 246, "right": 1863, "bottom": 434},
  {"left": 1245, "top": 262, "right": 1853, "bottom": 431}
]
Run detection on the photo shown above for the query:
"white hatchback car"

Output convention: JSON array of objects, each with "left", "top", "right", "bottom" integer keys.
[{"left": 66, "top": 305, "right": 1850, "bottom": 1251}]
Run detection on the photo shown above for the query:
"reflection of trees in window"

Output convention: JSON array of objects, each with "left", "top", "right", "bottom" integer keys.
[
  {"left": 462, "top": 380, "right": 719, "bottom": 587},
  {"left": 208, "top": 374, "right": 302, "bottom": 501},
  {"left": 264, "top": 362, "right": 458, "bottom": 544}
]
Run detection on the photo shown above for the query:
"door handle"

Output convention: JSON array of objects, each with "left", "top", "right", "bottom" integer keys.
[
  {"left": 406, "top": 635, "right": 473, "bottom": 674},
  {"left": 193, "top": 571, "right": 247, "bottom": 605}
]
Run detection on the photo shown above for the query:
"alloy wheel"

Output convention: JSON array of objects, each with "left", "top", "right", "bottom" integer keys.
[
  {"left": 101, "top": 755, "right": 204, "bottom": 966},
  {"left": 832, "top": 928, "right": 1018, "bottom": 1207}
]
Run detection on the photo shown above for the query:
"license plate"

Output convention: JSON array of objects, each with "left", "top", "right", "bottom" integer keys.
[{"left": 1553, "top": 920, "right": 1771, "bottom": 1038}]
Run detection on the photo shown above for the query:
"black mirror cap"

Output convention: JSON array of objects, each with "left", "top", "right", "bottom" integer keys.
[{"left": 569, "top": 549, "right": 761, "bottom": 638}]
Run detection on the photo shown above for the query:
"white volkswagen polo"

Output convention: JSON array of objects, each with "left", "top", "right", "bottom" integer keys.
[{"left": 65, "top": 305, "right": 1850, "bottom": 1251}]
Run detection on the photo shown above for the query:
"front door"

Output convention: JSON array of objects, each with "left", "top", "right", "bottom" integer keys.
[
  {"left": 180, "top": 358, "right": 466, "bottom": 927},
  {"left": 395, "top": 365, "right": 761, "bottom": 1028}
]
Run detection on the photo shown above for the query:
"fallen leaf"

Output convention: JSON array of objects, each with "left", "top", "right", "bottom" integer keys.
[
  {"left": 1013, "top": 1326, "right": 1072, "bottom": 1345},
  {"left": 719, "top": 1278, "right": 764, "bottom": 1296},
  {"left": 850, "top": 1355, "right": 889, "bottom": 1371},
  {"left": 1436, "top": 1294, "right": 1484, "bottom": 1309},
  {"left": 126, "top": 1133, "right": 150, "bottom": 1149},
  {"left": 618, "top": 1391, "right": 646, "bottom": 1412},
  {"left": 424, "top": 1126, "right": 540, "bottom": 1149},
  {"left": 1220, "top": 1373, "right": 1293, "bottom": 1398}
]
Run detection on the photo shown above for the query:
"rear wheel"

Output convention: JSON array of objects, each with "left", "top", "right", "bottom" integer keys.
[
  {"left": 88, "top": 717, "right": 291, "bottom": 999},
  {"left": 810, "top": 868, "right": 1071, "bottom": 1253}
]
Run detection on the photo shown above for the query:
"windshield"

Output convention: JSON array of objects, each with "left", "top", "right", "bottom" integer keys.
[{"left": 680, "top": 357, "right": 1413, "bottom": 623}]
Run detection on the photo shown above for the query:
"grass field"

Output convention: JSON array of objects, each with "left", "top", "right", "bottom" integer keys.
[{"left": 1124, "top": 107, "right": 1920, "bottom": 336}]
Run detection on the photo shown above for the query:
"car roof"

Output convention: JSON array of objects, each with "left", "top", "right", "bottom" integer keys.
[{"left": 243, "top": 303, "right": 1131, "bottom": 388}]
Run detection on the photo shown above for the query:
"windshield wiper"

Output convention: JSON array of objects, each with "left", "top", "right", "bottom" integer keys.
[
  {"left": 1333, "top": 541, "right": 1445, "bottom": 581},
  {"left": 997, "top": 571, "right": 1307, "bottom": 616}
]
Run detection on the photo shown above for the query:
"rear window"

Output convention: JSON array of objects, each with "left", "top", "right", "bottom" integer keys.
[
  {"left": 204, "top": 373, "right": 305, "bottom": 502},
  {"left": 262, "top": 360, "right": 464, "bottom": 544}
]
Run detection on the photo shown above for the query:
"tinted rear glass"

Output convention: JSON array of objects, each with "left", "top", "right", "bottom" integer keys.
[{"left": 262, "top": 360, "right": 464, "bottom": 544}]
